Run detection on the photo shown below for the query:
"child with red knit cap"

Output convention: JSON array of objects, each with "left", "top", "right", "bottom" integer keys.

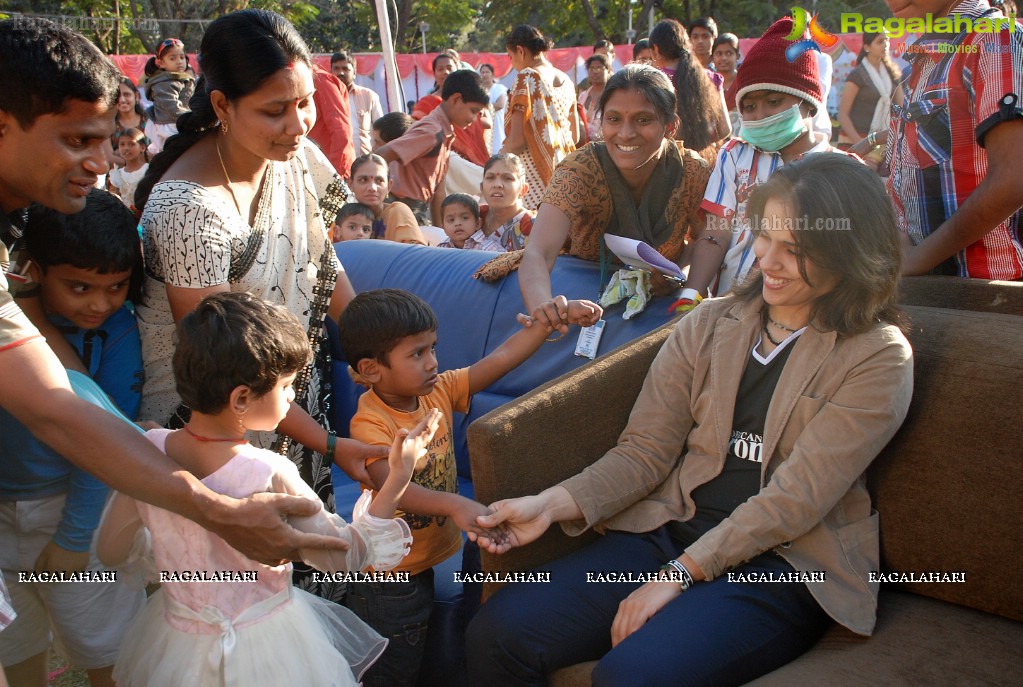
[{"left": 680, "top": 16, "right": 855, "bottom": 304}]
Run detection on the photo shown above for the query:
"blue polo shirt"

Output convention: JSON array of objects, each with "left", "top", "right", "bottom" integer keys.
[{"left": 0, "top": 305, "right": 143, "bottom": 551}]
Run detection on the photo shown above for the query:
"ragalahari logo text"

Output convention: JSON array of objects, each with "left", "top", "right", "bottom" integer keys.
[{"left": 784, "top": 7, "right": 839, "bottom": 61}]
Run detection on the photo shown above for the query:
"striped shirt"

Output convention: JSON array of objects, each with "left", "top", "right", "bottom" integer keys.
[
  {"left": 700, "top": 134, "right": 836, "bottom": 294},
  {"left": 886, "top": 0, "right": 1023, "bottom": 279}
]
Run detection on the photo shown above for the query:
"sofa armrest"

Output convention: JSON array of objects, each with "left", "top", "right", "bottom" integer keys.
[
  {"left": 468, "top": 320, "right": 677, "bottom": 597},
  {"left": 898, "top": 275, "right": 1023, "bottom": 315}
]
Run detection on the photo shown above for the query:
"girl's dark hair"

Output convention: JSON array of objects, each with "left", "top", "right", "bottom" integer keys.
[
  {"left": 429, "top": 50, "right": 460, "bottom": 93},
  {"left": 135, "top": 9, "right": 311, "bottom": 211},
  {"left": 118, "top": 77, "right": 145, "bottom": 117},
  {"left": 26, "top": 188, "right": 144, "bottom": 303},
  {"left": 712, "top": 33, "right": 741, "bottom": 60},
  {"left": 733, "top": 153, "right": 904, "bottom": 335},
  {"left": 478, "top": 63, "right": 495, "bottom": 74},
  {"left": 116, "top": 127, "right": 150, "bottom": 164},
  {"left": 649, "top": 19, "right": 718, "bottom": 151},
  {"left": 351, "top": 153, "right": 390, "bottom": 180},
  {"left": 598, "top": 64, "right": 677, "bottom": 126},
  {"left": 505, "top": 25, "right": 553, "bottom": 56},
  {"left": 432, "top": 51, "right": 458, "bottom": 71},
  {"left": 585, "top": 53, "right": 611, "bottom": 70},
  {"left": 174, "top": 292, "right": 311, "bottom": 414},
  {"left": 117, "top": 126, "right": 146, "bottom": 143},
  {"left": 143, "top": 38, "right": 186, "bottom": 79},
  {"left": 857, "top": 33, "right": 901, "bottom": 82}
]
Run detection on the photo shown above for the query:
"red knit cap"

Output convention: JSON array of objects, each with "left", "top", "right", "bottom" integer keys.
[{"left": 734, "top": 17, "right": 823, "bottom": 115}]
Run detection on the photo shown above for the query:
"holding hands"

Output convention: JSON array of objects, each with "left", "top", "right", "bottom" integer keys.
[
  {"left": 470, "top": 486, "right": 583, "bottom": 554},
  {"left": 450, "top": 497, "right": 508, "bottom": 545},
  {"left": 468, "top": 493, "right": 554, "bottom": 554},
  {"left": 520, "top": 296, "right": 603, "bottom": 334}
]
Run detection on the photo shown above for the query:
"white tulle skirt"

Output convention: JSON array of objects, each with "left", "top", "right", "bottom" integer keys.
[{"left": 112, "top": 585, "right": 386, "bottom": 686}]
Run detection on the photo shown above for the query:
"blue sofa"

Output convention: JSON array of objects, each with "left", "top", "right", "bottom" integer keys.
[{"left": 326, "top": 240, "right": 678, "bottom": 686}]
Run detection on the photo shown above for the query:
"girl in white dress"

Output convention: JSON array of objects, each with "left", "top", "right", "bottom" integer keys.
[
  {"left": 98, "top": 292, "right": 439, "bottom": 687},
  {"left": 107, "top": 127, "right": 149, "bottom": 211}
]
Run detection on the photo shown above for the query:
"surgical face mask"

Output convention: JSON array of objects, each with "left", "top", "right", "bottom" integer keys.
[{"left": 739, "top": 103, "right": 808, "bottom": 152}]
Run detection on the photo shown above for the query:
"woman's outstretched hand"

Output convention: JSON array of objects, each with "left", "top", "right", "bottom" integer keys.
[{"left": 469, "top": 494, "right": 555, "bottom": 554}]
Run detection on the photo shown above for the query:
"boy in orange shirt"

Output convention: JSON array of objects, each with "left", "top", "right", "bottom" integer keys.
[{"left": 337, "top": 288, "right": 600, "bottom": 687}]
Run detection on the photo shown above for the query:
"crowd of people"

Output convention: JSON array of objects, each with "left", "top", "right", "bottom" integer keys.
[{"left": 0, "top": 1, "right": 1020, "bottom": 685}]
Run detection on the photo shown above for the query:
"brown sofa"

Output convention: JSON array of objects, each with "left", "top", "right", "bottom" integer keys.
[{"left": 468, "top": 278, "right": 1023, "bottom": 686}]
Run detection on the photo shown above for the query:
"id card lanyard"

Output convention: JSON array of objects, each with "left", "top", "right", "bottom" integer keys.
[{"left": 576, "top": 236, "right": 612, "bottom": 360}]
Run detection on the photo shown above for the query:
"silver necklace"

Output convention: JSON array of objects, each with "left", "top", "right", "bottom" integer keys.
[{"left": 767, "top": 316, "right": 802, "bottom": 333}]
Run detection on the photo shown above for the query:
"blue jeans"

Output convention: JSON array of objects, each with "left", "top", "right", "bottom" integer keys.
[
  {"left": 346, "top": 569, "right": 434, "bottom": 687},
  {"left": 467, "top": 528, "right": 830, "bottom": 687}
]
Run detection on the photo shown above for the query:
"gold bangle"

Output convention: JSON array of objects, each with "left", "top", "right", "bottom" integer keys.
[{"left": 545, "top": 331, "right": 567, "bottom": 343}]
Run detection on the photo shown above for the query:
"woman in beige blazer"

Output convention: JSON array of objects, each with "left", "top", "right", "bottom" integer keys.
[{"left": 468, "top": 153, "right": 914, "bottom": 687}]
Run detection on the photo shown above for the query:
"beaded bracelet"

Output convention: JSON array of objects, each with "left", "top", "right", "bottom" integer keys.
[{"left": 659, "top": 559, "right": 694, "bottom": 592}]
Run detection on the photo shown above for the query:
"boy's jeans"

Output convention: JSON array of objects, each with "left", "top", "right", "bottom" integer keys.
[{"left": 345, "top": 567, "right": 434, "bottom": 687}]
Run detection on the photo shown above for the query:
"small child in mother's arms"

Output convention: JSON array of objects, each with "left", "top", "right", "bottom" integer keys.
[{"left": 337, "top": 288, "right": 600, "bottom": 687}]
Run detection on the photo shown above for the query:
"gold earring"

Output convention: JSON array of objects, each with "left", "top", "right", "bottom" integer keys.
[{"left": 221, "top": 120, "right": 229, "bottom": 134}]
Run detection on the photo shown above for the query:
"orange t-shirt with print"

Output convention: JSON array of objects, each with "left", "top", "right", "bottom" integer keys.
[{"left": 349, "top": 368, "right": 470, "bottom": 575}]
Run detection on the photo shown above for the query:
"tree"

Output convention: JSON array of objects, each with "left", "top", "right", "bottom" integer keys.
[
  {"left": 469, "top": 0, "right": 895, "bottom": 52},
  {"left": 0, "top": 0, "right": 898, "bottom": 58},
  {"left": 0, "top": 0, "right": 318, "bottom": 54},
  {"left": 391, "top": 0, "right": 481, "bottom": 53}
]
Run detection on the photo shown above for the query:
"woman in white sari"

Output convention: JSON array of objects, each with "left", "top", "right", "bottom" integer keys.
[
  {"left": 838, "top": 32, "right": 904, "bottom": 171},
  {"left": 134, "top": 9, "right": 378, "bottom": 604}
]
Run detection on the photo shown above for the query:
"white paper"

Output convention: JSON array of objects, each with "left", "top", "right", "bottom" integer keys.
[{"left": 604, "top": 234, "right": 685, "bottom": 279}]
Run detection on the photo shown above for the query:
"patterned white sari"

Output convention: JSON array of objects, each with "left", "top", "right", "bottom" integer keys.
[{"left": 136, "top": 138, "right": 350, "bottom": 602}]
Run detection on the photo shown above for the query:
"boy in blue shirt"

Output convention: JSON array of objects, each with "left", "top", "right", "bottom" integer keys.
[{"left": 0, "top": 189, "right": 145, "bottom": 686}]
